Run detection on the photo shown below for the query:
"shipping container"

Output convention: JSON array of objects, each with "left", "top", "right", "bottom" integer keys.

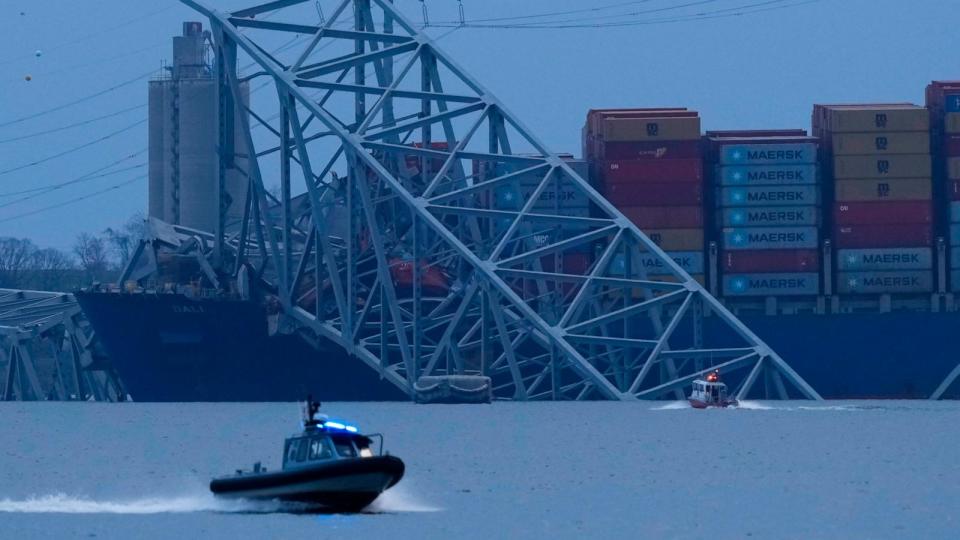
[
  {"left": 948, "top": 180, "right": 960, "bottom": 201},
  {"left": 951, "top": 270, "right": 960, "bottom": 293},
  {"left": 717, "top": 164, "right": 817, "bottom": 186},
  {"left": 950, "top": 201, "right": 960, "bottom": 222},
  {"left": 944, "top": 135, "right": 960, "bottom": 156},
  {"left": 718, "top": 143, "right": 817, "bottom": 165},
  {"left": 951, "top": 248, "right": 960, "bottom": 269},
  {"left": 493, "top": 178, "right": 591, "bottom": 212},
  {"left": 833, "top": 178, "right": 932, "bottom": 202},
  {"left": 722, "top": 249, "right": 819, "bottom": 273},
  {"left": 831, "top": 154, "right": 931, "bottom": 179},
  {"left": 618, "top": 205, "right": 703, "bottom": 228},
  {"left": 943, "top": 94, "right": 960, "bottom": 113},
  {"left": 610, "top": 250, "right": 704, "bottom": 276},
  {"left": 599, "top": 140, "right": 702, "bottom": 160},
  {"left": 642, "top": 228, "right": 705, "bottom": 251},
  {"left": 833, "top": 224, "right": 933, "bottom": 248},
  {"left": 833, "top": 201, "right": 932, "bottom": 225},
  {"left": 946, "top": 113, "right": 960, "bottom": 134},
  {"left": 538, "top": 252, "right": 593, "bottom": 275},
  {"left": 947, "top": 157, "right": 960, "bottom": 180},
  {"left": 717, "top": 185, "right": 819, "bottom": 207},
  {"left": 836, "top": 271, "right": 933, "bottom": 294},
  {"left": 722, "top": 272, "right": 820, "bottom": 296},
  {"left": 830, "top": 132, "right": 930, "bottom": 156},
  {"left": 722, "top": 227, "right": 819, "bottom": 250},
  {"left": 823, "top": 106, "right": 928, "bottom": 133},
  {"left": 836, "top": 247, "right": 933, "bottom": 271},
  {"left": 721, "top": 206, "right": 819, "bottom": 227},
  {"left": 600, "top": 116, "right": 701, "bottom": 142},
  {"left": 600, "top": 159, "right": 703, "bottom": 183},
  {"left": 604, "top": 181, "right": 702, "bottom": 206},
  {"left": 949, "top": 224, "right": 960, "bottom": 246}
]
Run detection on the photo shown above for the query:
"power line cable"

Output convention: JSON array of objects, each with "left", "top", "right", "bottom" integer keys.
[
  {"left": 0, "top": 163, "right": 146, "bottom": 210},
  {"left": 0, "top": 118, "right": 147, "bottom": 177},
  {"left": 0, "top": 104, "right": 147, "bottom": 144},
  {"left": 0, "top": 175, "right": 147, "bottom": 225},
  {"left": 0, "top": 150, "right": 147, "bottom": 198}
]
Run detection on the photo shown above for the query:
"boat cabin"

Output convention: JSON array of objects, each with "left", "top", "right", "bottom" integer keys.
[{"left": 282, "top": 432, "right": 375, "bottom": 470}]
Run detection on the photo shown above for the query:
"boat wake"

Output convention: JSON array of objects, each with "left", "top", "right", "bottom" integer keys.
[
  {"left": 0, "top": 486, "right": 439, "bottom": 515},
  {"left": 366, "top": 486, "right": 441, "bottom": 513},
  {"left": 650, "top": 401, "right": 691, "bottom": 410},
  {"left": 0, "top": 492, "right": 272, "bottom": 514}
]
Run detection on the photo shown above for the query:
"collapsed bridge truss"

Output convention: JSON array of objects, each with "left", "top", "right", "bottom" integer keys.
[{"left": 166, "top": 0, "right": 821, "bottom": 401}]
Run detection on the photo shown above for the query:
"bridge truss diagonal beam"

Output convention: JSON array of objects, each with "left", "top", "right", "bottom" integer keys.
[{"left": 173, "top": 0, "right": 822, "bottom": 401}]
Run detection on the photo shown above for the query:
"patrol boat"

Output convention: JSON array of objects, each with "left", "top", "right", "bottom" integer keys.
[
  {"left": 210, "top": 399, "right": 405, "bottom": 512},
  {"left": 688, "top": 370, "right": 739, "bottom": 409}
]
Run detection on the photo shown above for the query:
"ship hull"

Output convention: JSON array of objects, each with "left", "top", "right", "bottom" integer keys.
[
  {"left": 77, "top": 291, "right": 960, "bottom": 401},
  {"left": 75, "top": 291, "right": 405, "bottom": 402}
]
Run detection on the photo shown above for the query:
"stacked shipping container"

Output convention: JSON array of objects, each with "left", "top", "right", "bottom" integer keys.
[
  {"left": 813, "top": 104, "right": 934, "bottom": 294},
  {"left": 926, "top": 81, "right": 960, "bottom": 292},
  {"left": 707, "top": 131, "right": 822, "bottom": 296},
  {"left": 583, "top": 108, "right": 705, "bottom": 282}
]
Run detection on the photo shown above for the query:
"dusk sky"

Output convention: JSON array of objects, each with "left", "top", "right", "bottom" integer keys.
[{"left": 0, "top": 0, "right": 956, "bottom": 250}]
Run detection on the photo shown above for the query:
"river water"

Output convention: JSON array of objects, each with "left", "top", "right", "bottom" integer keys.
[{"left": 1, "top": 401, "right": 957, "bottom": 539}]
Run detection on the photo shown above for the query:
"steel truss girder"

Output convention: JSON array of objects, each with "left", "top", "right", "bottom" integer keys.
[
  {"left": 179, "top": 0, "right": 822, "bottom": 401},
  {"left": 0, "top": 289, "right": 122, "bottom": 401}
]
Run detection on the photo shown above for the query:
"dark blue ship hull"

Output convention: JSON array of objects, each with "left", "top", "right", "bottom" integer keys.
[
  {"left": 75, "top": 291, "right": 405, "bottom": 402},
  {"left": 76, "top": 291, "right": 960, "bottom": 400}
]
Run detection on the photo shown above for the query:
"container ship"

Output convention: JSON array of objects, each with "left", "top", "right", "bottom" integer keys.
[{"left": 76, "top": 75, "right": 960, "bottom": 400}]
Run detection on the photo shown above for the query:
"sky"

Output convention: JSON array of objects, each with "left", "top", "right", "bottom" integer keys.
[{"left": 0, "top": 0, "right": 957, "bottom": 251}]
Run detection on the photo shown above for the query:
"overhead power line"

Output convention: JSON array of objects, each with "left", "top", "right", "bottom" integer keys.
[
  {"left": 428, "top": 0, "right": 815, "bottom": 28},
  {"left": 0, "top": 118, "right": 147, "bottom": 177},
  {"left": 0, "top": 104, "right": 147, "bottom": 144},
  {"left": 0, "top": 175, "right": 147, "bottom": 225}
]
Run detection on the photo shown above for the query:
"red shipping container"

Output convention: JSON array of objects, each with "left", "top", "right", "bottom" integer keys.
[
  {"left": 601, "top": 159, "right": 703, "bottom": 183},
  {"left": 833, "top": 201, "right": 933, "bottom": 225},
  {"left": 539, "top": 253, "right": 592, "bottom": 275},
  {"left": 604, "top": 181, "right": 702, "bottom": 207},
  {"left": 944, "top": 135, "right": 960, "bottom": 156},
  {"left": 722, "top": 249, "right": 819, "bottom": 273},
  {"left": 618, "top": 205, "right": 703, "bottom": 228},
  {"left": 600, "top": 140, "right": 702, "bottom": 160},
  {"left": 833, "top": 224, "right": 932, "bottom": 248}
]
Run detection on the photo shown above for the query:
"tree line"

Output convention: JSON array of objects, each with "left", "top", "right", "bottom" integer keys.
[{"left": 0, "top": 214, "right": 145, "bottom": 292}]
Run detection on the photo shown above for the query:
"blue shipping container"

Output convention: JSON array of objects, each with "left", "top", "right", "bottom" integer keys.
[
  {"left": 950, "top": 201, "right": 960, "bottom": 223},
  {"left": 836, "top": 271, "right": 933, "bottom": 294},
  {"left": 951, "top": 270, "right": 960, "bottom": 292},
  {"left": 837, "top": 248, "right": 933, "bottom": 271},
  {"left": 950, "top": 248, "right": 960, "bottom": 268},
  {"left": 719, "top": 143, "right": 817, "bottom": 165},
  {"left": 717, "top": 186, "right": 819, "bottom": 208},
  {"left": 950, "top": 224, "right": 960, "bottom": 246},
  {"left": 723, "top": 273, "right": 820, "bottom": 296},
  {"left": 722, "top": 227, "right": 819, "bottom": 250},
  {"left": 717, "top": 164, "right": 818, "bottom": 186},
  {"left": 611, "top": 251, "right": 704, "bottom": 276},
  {"left": 494, "top": 178, "right": 590, "bottom": 212},
  {"left": 721, "top": 206, "right": 818, "bottom": 227},
  {"left": 946, "top": 94, "right": 960, "bottom": 113}
]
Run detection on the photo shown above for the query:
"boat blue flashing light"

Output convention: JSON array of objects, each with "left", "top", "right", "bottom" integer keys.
[{"left": 323, "top": 420, "right": 359, "bottom": 433}]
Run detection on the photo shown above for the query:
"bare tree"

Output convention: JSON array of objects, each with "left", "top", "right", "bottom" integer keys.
[
  {"left": 29, "top": 248, "right": 75, "bottom": 291},
  {"left": 0, "top": 237, "right": 36, "bottom": 288},
  {"left": 73, "top": 233, "right": 110, "bottom": 283},
  {"left": 104, "top": 213, "right": 148, "bottom": 269}
]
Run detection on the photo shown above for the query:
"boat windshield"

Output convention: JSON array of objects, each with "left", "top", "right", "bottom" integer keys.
[{"left": 332, "top": 436, "right": 358, "bottom": 458}]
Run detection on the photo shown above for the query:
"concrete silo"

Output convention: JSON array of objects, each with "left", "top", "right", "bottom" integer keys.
[{"left": 148, "top": 22, "right": 249, "bottom": 232}]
